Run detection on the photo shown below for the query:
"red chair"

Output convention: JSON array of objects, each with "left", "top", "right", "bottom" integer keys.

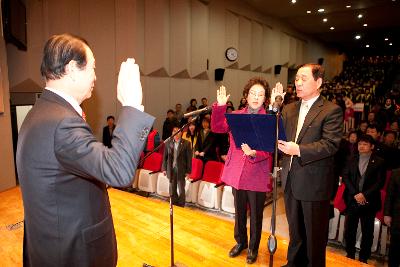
[
  {"left": 183, "top": 158, "right": 204, "bottom": 203},
  {"left": 334, "top": 183, "right": 347, "bottom": 213},
  {"left": 197, "top": 161, "right": 225, "bottom": 209},
  {"left": 138, "top": 152, "right": 163, "bottom": 193},
  {"left": 383, "top": 170, "right": 392, "bottom": 192}
]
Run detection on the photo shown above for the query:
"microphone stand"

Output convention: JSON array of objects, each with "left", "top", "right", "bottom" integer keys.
[
  {"left": 141, "top": 116, "right": 197, "bottom": 267},
  {"left": 267, "top": 110, "right": 280, "bottom": 267}
]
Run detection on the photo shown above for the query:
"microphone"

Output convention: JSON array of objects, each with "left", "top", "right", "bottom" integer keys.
[
  {"left": 271, "top": 102, "right": 281, "bottom": 113},
  {"left": 183, "top": 106, "right": 212, "bottom": 118}
]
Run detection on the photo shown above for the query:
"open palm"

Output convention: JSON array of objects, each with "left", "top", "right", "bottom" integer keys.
[{"left": 217, "top": 85, "right": 230, "bottom": 105}]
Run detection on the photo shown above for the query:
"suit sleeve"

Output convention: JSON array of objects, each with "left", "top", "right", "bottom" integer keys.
[
  {"left": 362, "top": 158, "right": 386, "bottom": 199},
  {"left": 299, "top": 104, "right": 343, "bottom": 165},
  {"left": 342, "top": 156, "right": 358, "bottom": 196},
  {"left": 162, "top": 142, "right": 168, "bottom": 172},
  {"left": 54, "top": 107, "right": 155, "bottom": 187}
]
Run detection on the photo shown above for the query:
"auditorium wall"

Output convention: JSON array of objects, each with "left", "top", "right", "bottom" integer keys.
[
  {"left": 0, "top": 8, "right": 17, "bottom": 192},
  {"left": 4, "top": 0, "right": 343, "bottom": 163}
]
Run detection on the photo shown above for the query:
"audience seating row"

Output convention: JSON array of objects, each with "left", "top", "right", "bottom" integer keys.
[{"left": 134, "top": 153, "right": 236, "bottom": 213}]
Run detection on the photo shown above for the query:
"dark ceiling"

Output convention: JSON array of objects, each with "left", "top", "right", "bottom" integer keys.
[{"left": 243, "top": 0, "right": 400, "bottom": 55}]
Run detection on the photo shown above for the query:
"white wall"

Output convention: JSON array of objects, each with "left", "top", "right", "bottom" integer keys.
[{"left": 6, "top": 0, "right": 344, "bottom": 137}]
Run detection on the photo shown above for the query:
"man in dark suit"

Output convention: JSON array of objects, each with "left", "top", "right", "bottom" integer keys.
[
  {"left": 277, "top": 64, "right": 343, "bottom": 267},
  {"left": 102, "top": 115, "right": 116, "bottom": 148},
  {"left": 342, "top": 134, "right": 385, "bottom": 263},
  {"left": 162, "top": 124, "right": 192, "bottom": 207},
  {"left": 16, "top": 34, "right": 155, "bottom": 267}
]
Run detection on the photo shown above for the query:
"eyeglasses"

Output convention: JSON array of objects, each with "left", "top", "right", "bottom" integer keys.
[{"left": 249, "top": 91, "right": 265, "bottom": 98}]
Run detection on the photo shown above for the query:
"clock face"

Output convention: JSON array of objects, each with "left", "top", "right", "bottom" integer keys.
[{"left": 226, "top": 47, "right": 238, "bottom": 62}]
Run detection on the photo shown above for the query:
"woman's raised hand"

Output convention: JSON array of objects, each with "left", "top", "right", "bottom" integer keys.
[{"left": 217, "top": 85, "right": 230, "bottom": 106}]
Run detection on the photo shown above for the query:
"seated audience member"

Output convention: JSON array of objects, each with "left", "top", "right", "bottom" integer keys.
[
  {"left": 384, "top": 168, "right": 400, "bottom": 267},
  {"left": 226, "top": 106, "right": 234, "bottom": 113},
  {"left": 194, "top": 117, "right": 217, "bottom": 162},
  {"left": 102, "top": 115, "right": 116, "bottom": 148},
  {"left": 143, "top": 127, "right": 161, "bottom": 154},
  {"left": 357, "top": 120, "right": 368, "bottom": 137},
  {"left": 198, "top": 97, "right": 208, "bottom": 109},
  {"left": 162, "top": 124, "right": 192, "bottom": 207},
  {"left": 162, "top": 109, "right": 178, "bottom": 140},
  {"left": 238, "top": 98, "right": 247, "bottom": 110},
  {"left": 182, "top": 122, "right": 198, "bottom": 158},
  {"left": 188, "top": 98, "right": 198, "bottom": 112},
  {"left": 175, "top": 103, "right": 184, "bottom": 124},
  {"left": 342, "top": 134, "right": 385, "bottom": 264},
  {"left": 226, "top": 100, "right": 234, "bottom": 109}
]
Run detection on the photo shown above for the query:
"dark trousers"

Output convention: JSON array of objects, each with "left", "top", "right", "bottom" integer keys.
[
  {"left": 284, "top": 177, "right": 330, "bottom": 267},
  {"left": 389, "top": 232, "right": 400, "bottom": 267},
  {"left": 232, "top": 188, "right": 266, "bottom": 251},
  {"left": 169, "top": 167, "right": 185, "bottom": 206},
  {"left": 344, "top": 206, "right": 375, "bottom": 261}
]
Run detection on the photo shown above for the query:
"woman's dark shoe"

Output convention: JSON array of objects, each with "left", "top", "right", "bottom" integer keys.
[
  {"left": 228, "top": 243, "right": 248, "bottom": 257},
  {"left": 246, "top": 249, "right": 258, "bottom": 264}
]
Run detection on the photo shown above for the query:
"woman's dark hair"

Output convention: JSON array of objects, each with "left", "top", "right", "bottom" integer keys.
[
  {"left": 242, "top": 77, "right": 270, "bottom": 100},
  {"left": 40, "top": 33, "right": 90, "bottom": 80}
]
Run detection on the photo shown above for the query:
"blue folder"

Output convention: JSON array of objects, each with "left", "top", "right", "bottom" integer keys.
[{"left": 225, "top": 113, "right": 286, "bottom": 152}]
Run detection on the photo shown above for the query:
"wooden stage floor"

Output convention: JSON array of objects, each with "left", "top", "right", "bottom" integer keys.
[{"left": 0, "top": 187, "right": 370, "bottom": 266}]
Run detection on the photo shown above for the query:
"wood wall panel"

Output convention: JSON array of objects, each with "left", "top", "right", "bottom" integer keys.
[
  {"left": 191, "top": 0, "right": 208, "bottom": 79},
  {"left": 144, "top": 0, "right": 170, "bottom": 76},
  {"left": 225, "top": 11, "right": 239, "bottom": 68},
  {"left": 170, "top": 0, "right": 191, "bottom": 78},
  {"left": 238, "top": 16, "right": 251, "bottom": 70},
  {"left": 280, "top": 32, "right": 290, "bottom": 66},
  {"left": 251, "top": 21, "right": 262, "bottom": 71}
]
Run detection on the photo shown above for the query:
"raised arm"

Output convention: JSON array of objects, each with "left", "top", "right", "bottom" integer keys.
[{"left": 211, "top": 85, "right": 230, "bottom": 133}]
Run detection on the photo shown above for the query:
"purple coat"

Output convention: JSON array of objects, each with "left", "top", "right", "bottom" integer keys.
[{"left": 211, "top": 103, "right": 272, "bottom": 192}]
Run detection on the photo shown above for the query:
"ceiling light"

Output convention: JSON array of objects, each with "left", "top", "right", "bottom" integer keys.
[
  {"left": 385, "top": 38, "right": 389, "bottom": 41},
  {"left": 307, "top": 10, "right": 311, "bottom": 14},
  {"left": 291, "top": 0, "right": 296, "bottom": 3},
  {"left": 363, "top": 23, "right": 368, "bottom": 27},
  {"left": 346, "top": 5, "right": 351, "bottom": 8},
  {"left": 389, "top": 43, "right": 393, "bottom": 46},
  {"left": 318, "top": 8, "right": 325, "bottom": 13},
  {"left": 355, "top": 35, "right": 361, "bottom": 40},
  {"left": 358, "top": 14, "right": 363, "bottom": 19},
  {"left": 365, "top": 45, "right": 370, "bottom": 48},
  {"left": 323, "top": 18, "right": 328, "bottom": 22},
  {"left": 330, "top": 26, "right": 335, "bottom": 30}
]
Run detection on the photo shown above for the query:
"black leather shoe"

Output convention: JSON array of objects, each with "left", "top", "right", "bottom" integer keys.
[
  {"left": 246, "top": 249, "right": 258, "bottom": 264},
  {"left": 228, "top": 243, "right": 248, "bottom": 257}
]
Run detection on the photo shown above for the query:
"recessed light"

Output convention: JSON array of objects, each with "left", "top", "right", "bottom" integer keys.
[
  {"left": 363, "top": 23, "right": 368, "bottom": 27},
  {"left": 355, "top": 35, "right": 361, "bottom": 40},
  {"left": 358, "top": 14, "right": 363, "bottom": 19},
  {"left": 346, "top": 5, "right": 351, "bottom": 8},
  {"left": 389, "top": 43, "right": 393, "bottom": 46},
  {"left": 330, "top": 26, "right": 335, "bottom": 30},
  {"left": 318, "top": 8, "right": 325, "bottom": 13},
  {"left": 385, "top": 38, "right": 389, "bottom": 41},
  {"left": 323, "top": 18, "right": 328, "bottom": 22},
  {"left": 307, "top": 10, "right": 311, "bottom": 14},
  {"left": 365, "top": 45, "right": 370, "bottom": 48},
  {"left": 291, "top": 0, "right": 296, "bottom": 3}
]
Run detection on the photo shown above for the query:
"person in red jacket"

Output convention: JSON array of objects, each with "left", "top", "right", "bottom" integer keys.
[{"left": 211, "top": 77, "right": 272, "bottom": 264}]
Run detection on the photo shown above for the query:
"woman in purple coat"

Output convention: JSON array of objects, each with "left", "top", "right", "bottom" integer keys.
[{"left": 211, "top": 77, "right": 272, "bottom": 264}]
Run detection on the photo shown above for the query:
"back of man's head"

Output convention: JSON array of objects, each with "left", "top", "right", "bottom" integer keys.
[{"left": 41, "top": 33, "right": 90, "bottom": 81}]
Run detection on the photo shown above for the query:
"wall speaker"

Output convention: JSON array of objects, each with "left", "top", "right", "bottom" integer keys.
[
  {"left": 318, "top": 58, "right": 324, "bottom": 65},
  {"left": 215, "top": 68, "right": 225, "bottom": 81},
  {"left": 274, "top": 65, "right": 281, "bottom": 75}
]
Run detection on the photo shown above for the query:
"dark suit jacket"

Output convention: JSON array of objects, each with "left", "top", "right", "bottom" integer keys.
[
  {"left": 16, "top": 89, "right": 154, "bottom": 267},
  {"left": 280, "top": 96, "right": 343, "bottom": 201},
  {"left": 195, "top": 130, "right": 217, "bottom": 161},
  {"left": 103, "top": 125, "right": 115, "bottom": 148},
  {"left": 342, "top": 153, "right": 385, "bottom": 213},
  {"left": 162, "top": 139, "right": 192, "bottom": 180},
  {"left": 384, "top": 168, "right": 400, "bottom": 234}
]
